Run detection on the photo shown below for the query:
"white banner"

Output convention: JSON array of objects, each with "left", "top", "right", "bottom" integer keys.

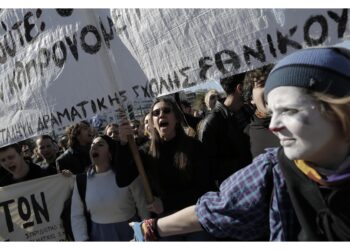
[
  {"left": 112, "top": 9, "right": 350, "bottom": 96},
  {"left": 0, "top": 9, "right": 149, "bottom": 147},
  {"left": 0, "top": 174, "right": 74, "bottom": 241}
]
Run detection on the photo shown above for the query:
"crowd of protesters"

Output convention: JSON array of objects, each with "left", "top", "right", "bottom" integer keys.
[{"left": 0, "top": 44, "right": 350, "bottom": 241}]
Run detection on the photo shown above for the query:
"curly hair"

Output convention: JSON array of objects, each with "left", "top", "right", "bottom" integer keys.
[{"left": 66, "top": 120, "right": 90, "bottom": 148}]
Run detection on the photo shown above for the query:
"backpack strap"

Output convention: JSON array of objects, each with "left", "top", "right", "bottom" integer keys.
[
  {"left": 76, "top": 173, "right": 87, "bottom": 210},
  {"left": 76, "top": 173, "right": 91, "bottom": 235}
]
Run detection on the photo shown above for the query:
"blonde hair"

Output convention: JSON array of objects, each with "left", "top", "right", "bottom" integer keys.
[
  {"left": 313, "top": 92, "right": 350, "bottom": 142},
  {"left": 204, "top": 89, "right": 219, "bottom": 110}
]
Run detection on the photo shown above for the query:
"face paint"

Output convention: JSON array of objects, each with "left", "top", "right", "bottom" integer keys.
[{"left": 267, "top": 86, "right": 346, "bottom": 168}]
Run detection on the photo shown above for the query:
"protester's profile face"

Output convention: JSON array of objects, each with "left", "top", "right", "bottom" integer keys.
[
  {"left": 106, "top": 126, "right": 120, "bottom": 141},
  {"left": 144, "top": 113, "right": 153, "bottom": 136},
  {"left": 77, "top": 123, "right": 94, "bottom": 146},
  {"left": 268, "top": 86, "right": 343, "bottom": 166},
  {"left": 0, "top": 147, "right": 27, "bottom": 179},
  {"left": 36, "top": 138, "right": 56, "bottom": 160},
  {"left": 208, "top": 94, "right": 217, "bottom": 109},
  {"left": 22, "top": 144, "right": 32, "bottom": 158},
  {"left": 90, "top": 137, "right": 111, "bottom": 164},
  {"left": 251, "top": 77, "right": 268, "bottom": 114},
  {"left": 152, "top": 101, "right": 176, "bottom": 141}
]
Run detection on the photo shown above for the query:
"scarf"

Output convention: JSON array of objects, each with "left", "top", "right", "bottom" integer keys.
[{"left": 278, "top": 148, "right": 350, "bottom": 241}]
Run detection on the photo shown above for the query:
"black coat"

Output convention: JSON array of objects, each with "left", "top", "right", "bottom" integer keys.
[
  {"left": 56, "top": 146, "right": 91, "bottom": 174},
  {"left": 245, "top": 114, "right": 280, "bottom": 158},
  {"left": 197, "top": 101, "right": 253, "bottom": 186},
  {"left": 115, "top": 135, "right": 215, "bottom": 214}
]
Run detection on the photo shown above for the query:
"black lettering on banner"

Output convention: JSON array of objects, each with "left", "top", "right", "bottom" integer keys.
[
  {"left": 267, "top": 34, "right": 277, "bottom": 58},
  {"left": 168, "top": 71, "right": 180, "bottom": 90},
  {"left": 11, "top": 21, "right": 25, "bottom": 47},
  {"left": 38, "top": 48, "right": 51, "bottom": 77},
  {"left": 36, "top": 9, "right": 45, "bottom": 32},
  {"left": 199, "top": 56, "right": 213, "bottom": 81},
  {"left": 13, "top": 62, "right": 27, "bottom": 91},
  {"left": 37, "top": 117, "right": 47, "bottom": 131},
  {"left": 0, "top": 42, "right": 7, "bottom": 64},
  {"left": 4, "top": 31, "right": 16, "bottom": 57},
  {"left": 90, "top": 100, "right": 97, "bottom": 113},
  {"left": 141, "top": 83, "right": 151, "bottom": 98},
  {"left": 108, "top": 92, "right": 120, "bottom": 107},
  {"left": 37, "top": 115, "right": 51, "bottom": 131},
  {"left": 327, "top": 9, "right": 348, "bottom": 38},
  {"left": 57, "top": 108, "right": 71, "bottom": 124},
  {"left": 56, "top": 9, "right": 74, "bottom": 17},
  {"left": 119, "top": 90, "right": 127, "bottom": 102},
  {"left": 277, "top": 26, "right": 302, "bottom": 54},
  {"left": 18, "top": 197, "right": 34, "bottom": 228},
  {"left": 304, "top": 15, "right": 328, "bottom": 46},
  {"left": 52, "top": 41, "right": 67, "bottom": 68},
  {"left": 96, "top": 97, "right": 107, "bottom": 111},
  {"left": 243, "top": 39, "right": 266, "bottom": 66},
  {"left": 132, "top": 86, "right": 139, "bottom": 98},
  {"left": 215, "top": 50, "right": 241, "bottom": 75},
  {"left": 0, "top": 199, "right": 15, "bottom": 232},
  {"left": 179, "top": 67, "right": 194, "bottom": 88},
  {"left": 76, "top": 100, "right": 89, "bottom": 118},
  {"left": 0, "top": 84, "right": 4, "bottom": 103},
  {"left": 50, "top": 113, "right": 60, "bottom": 127},
  {"left": 15, "top": 61, "right": 27, "bottom": 91},
  {"left": 159, "top": 77, "right": 170, "bottom": 94},
  {"left": 25, "top": 59, "right": 37, "bottom": 84},
  {"left": 24, "top": 11, "right": 41, "bottom": 43},
  {"left": 7, "top": 71, "right": 18, "bottom": 96},
  {"left": 80, "top": 25, "right": 102, "bottom": 54},
  {"left": 99, "top": 16, "right": 115, "bottom": 49},
  {"left": 70, "top": 106, "right": 82, "bottom": 121},
  {"left": 31, "top": 192, "right": 49, "bottom": 224},
  {"left": 65, "top": 33, "right": 79, "bottom": 61},
  {"left": 148, "top": 78, "right": 159, "bottom": 97}
]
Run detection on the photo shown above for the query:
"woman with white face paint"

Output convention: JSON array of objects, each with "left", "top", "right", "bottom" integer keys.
[{"left": 129, "top": 44, "right": 350, "bottom": 241}]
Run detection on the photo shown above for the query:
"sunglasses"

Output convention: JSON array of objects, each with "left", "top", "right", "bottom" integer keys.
[{"left": 151, "top": 107, "right": 172, "bottom": 117}]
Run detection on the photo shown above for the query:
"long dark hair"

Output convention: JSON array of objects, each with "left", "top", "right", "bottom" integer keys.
[{"left": 148, "top": 98, "right": 191, "bottom": 171}]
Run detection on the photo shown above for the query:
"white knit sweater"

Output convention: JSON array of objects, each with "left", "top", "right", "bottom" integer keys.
[{"left": 71, "top": 169, "right": 149, "bottom": 241}]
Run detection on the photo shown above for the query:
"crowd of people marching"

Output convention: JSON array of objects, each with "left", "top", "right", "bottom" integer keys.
[{"left": 0, "top": 44, "right": 350, "bottom": 241}]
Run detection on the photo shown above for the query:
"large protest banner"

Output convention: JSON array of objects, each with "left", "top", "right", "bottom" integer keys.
[
  {"left": 0, "top": 174, "right": 74, "bottom": 241},
  {"left": 1, "top": 9, "right": 349, "bottom": 147},
  {"left": 0, "top": 9, "right": 149, "bottom": 147},
  {"left": 112, "top": 9, "right": 350, "bottom": 96}
]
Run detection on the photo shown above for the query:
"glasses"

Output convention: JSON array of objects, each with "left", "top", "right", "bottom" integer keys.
[{"left": 151, "top": 107, "right": 172, "bottom": 117}]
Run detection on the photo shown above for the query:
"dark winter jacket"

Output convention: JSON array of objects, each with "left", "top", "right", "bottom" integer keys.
[{"left": 197, "top": 101, "right": 253, "bottom": 186}]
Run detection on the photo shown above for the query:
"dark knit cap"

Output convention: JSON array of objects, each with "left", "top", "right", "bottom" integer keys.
[{"left": 265, "top": 46, "right": 350, "bottom": 98}]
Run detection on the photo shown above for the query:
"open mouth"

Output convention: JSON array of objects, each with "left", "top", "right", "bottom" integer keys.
[
  {"left": 8, "top": 165, "right": 16, "bottom": 172},
  {"left": 159, "top": 121, "right": 169, "bottom": 128},
  {"left": 91, "top": 152, "right": 99, "bottom": 158}
]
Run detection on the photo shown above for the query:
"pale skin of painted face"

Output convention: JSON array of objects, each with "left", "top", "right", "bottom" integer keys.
[
  {"left": 268, "top": 86, "right": 348, "bottom": 169},
  {"left": 152, "top": 102, "right": 177, "bottom": 141}
]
